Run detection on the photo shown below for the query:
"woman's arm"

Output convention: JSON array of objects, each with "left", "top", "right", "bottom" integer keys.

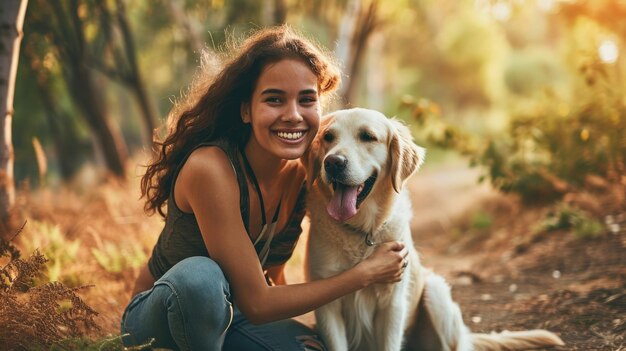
[
  {"left": 177, "top": 147, "right": 406, "bottom": 324},
  {"left": 266, "top": 264, "right": 287, "bottom": 285}
]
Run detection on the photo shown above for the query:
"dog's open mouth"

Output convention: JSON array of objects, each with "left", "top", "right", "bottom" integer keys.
[{"left": 327, "top": 173, "right": 377, "bottom": 222}]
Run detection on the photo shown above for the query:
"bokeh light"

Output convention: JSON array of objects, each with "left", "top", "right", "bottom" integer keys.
[
  {"left": 491, "top": 2, "right": 512, "bottom": 21},
  {"left": 599, "top": 39, "right": 619, "bottom": 64},
  {"left": 537, "top": 0, "right": 556, "bottom": 13}
]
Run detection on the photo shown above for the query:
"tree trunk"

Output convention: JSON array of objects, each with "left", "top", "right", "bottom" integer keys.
[
  {"left": 335, "top": 0, "right": 379, "bottom": 107},
  {"left": 0, "top": 0, "right": 28, "bottom": 239},
  {"left": 70, "top": 64, "right": 127, "bottom": 177},
  {"left": 46, "top": 0, "right": 128, "bottom": 177},
  {"left": 130, "top": 79, "right": 157, "bottom": 145},
  {"left": 115, "top": 0, "right": 158, "bottom": 146},
  {"left": 365, "top": 32, "right": 385, "bottom": 111},
  {"left": 334, "top": 0, "right": 360, "bottom": 92},
  {"left": 166, "top": 0, "right": 205, "bottom": 54},
  {"left": 21, "top": 42, "right": 84, "bottom": 180},
  {"left": 274, "top": 0, "right": 287, "bottom": 24},
  {"left": 36, "top": 78, "right": 83, "bottom": 179}
]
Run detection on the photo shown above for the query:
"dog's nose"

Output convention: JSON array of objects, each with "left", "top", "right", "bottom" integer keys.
[{"left": 324, "top": 154, "right": 347, "bottom": 177}]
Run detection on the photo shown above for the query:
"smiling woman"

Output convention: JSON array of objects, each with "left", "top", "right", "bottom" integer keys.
[
  {"left": 241, "top": 59, "right": 321, "bottom": 161},
  {"left": 120, "top": 26, "right": 410, "bottom": 351}
]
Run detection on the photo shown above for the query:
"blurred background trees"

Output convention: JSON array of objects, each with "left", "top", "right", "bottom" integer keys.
[
  {"left": 0, "top": 0, "right": 28, "bottom": 238},
  {"left": 10, "top": 0, "right": 626, "bottom": 205}
]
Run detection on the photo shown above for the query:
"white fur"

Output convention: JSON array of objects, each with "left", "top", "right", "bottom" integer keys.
[{"left": 422, "top": 273, "right": 474, "bottom": 351}]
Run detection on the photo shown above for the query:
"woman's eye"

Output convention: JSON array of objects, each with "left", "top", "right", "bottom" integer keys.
[
  {"left": 359, "top": 132, "right": 377, "bottom": 142},
  {"left": 265, "top": 97, "right": 282, "bottom": 103},
  {"left": 323, "top": 132, "right": 335, "bottom": 142},
  {"left": 300, "top": 96, "right": 318, "bottom": 104}
]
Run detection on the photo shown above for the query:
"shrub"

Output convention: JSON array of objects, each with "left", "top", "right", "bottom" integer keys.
[
  {"left": 541, "top": 204, "right": 604, "bottom": 239},
  {"left": 0, "top": 224, "right": 100, "bottom": 350},
  {"left": 400, "top": 57, "right": 625, "bottom": 204},
  {"left": 476, "top": 86, "right": 626, "bottom": 203}
]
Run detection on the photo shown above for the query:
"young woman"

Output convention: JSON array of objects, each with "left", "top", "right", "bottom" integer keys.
[{"left": 121, "top": 26, "right": 409, "bottom": 351}]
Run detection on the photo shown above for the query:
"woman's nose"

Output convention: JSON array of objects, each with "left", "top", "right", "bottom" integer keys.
[{"left": 281, "top": 100, "right": 304, "bottom": 122}]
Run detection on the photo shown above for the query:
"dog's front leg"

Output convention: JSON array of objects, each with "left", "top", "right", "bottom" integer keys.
[
  {"left": 316, "top": 299, "right": 348, "bottom": 351},
  {"left": 374, "top": 288, "right": 409, "bottom": 351}
]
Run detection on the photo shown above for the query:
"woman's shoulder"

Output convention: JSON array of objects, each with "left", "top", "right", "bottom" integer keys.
[
  {"left": 180, "top": 146, "right": 237, "bottom": 187},
  {"left": 174, "top": 145, "right": 240, "bottom": 213}
]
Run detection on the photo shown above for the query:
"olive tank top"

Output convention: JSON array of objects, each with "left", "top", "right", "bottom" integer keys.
[{"left": 147, "top": 138, "right": 306, "bottom": 280}]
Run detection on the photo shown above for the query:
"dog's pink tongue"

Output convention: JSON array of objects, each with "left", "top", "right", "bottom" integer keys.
[{"left": 327, "top": 184, "right": 358, "bottom": 221}]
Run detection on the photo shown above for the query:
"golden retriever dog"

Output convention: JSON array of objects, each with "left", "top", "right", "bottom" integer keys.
[{"left": 303, "top": 108, "right": 564, "bottom": 351}]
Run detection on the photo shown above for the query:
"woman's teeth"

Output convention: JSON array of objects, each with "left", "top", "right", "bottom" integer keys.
[{"left": 277, "top": 131, "right": 304, "bottom": 140}]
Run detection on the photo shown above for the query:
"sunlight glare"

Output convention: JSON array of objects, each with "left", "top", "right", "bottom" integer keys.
[
  {"left": 599, "top": 40, "right": 619, "bottom": 64},
  {"left": 537, "top": 0, "right": 556, "bottom": 12},
  {"left": 475, "top": 0, "right": 491, "bottom": 14},
  {"left": 491, "top": 2, "right": 512, "bottom": 21}
]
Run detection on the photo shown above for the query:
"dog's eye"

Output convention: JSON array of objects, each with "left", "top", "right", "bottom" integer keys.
[
  {"left": 359, "top": 131, "right": 377, "bottom": 142},
  {"left": 323, "top": 132, "right": 335, "bottom": 143}
]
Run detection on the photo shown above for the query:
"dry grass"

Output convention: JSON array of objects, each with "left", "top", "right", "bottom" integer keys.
[
  {"left": 1, "top": 225, "right": 100, "bottom": 350},
  {"left": 14, "top": 169, "right": 163, "bottom": 337}
]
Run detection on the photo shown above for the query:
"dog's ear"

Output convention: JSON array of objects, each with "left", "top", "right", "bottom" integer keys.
[
  {"left": 303, "top": 137, "right": 321, "bottom": 189},
  {"left": 303, "top": 116, "right": 333, "bottom": 189},
  {"left": 389, "top": 119, "right": 425, "bottom": 193}
]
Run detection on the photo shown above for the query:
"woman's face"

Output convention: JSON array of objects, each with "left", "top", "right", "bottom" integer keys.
[{"left": 243, "top": 59, "right": 321, "bottom": 161}]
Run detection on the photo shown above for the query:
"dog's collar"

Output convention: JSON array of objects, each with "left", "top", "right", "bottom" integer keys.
[{"left": 340, "top": 221, "right": 388, "bottom": 246}]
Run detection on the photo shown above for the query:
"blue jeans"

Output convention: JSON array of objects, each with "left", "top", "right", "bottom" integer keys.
[{"left": 120, "top": 256, "right": 326, "bottom": 351}]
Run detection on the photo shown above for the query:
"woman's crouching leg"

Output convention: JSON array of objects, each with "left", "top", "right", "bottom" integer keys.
[
  {"left": 224, "top": 307, "right": 327, "bottom": 351},
  {"left": 121, "top": 256, "right": 233, "bottom": 351}
]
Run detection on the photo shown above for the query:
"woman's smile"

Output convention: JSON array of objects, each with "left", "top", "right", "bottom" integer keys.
[{"left": 274, "top": 129, "right": 307, "bottom": 143}]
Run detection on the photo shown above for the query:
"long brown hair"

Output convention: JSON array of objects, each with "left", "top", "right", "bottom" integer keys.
[{"left": 141, "top": 26, "right": 341, "bottom": 217}]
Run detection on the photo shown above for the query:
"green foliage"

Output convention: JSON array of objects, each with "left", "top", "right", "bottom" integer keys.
[
  {"left": 542, "top": 204, "right": 604, "bottom": 239},
  {"left": 395, "top": 0, "right": 626, "bottom": 205},
  {"left": 402, "top": 59, "right": 625, "bottom": 203},
  {"left": 399, "top": 96, "right": 469, "bottom": 150},
  {"left": 503, "top": 48, "right": 568, "bottom": 97},
  {"left": 479, "top": 80, "right": 625, "bottom": 202},
  {"left": 574, "top": 217, "right": 604, "bottom": 239},
  {"left": 21, "top": 221, "right": 83, "bottom": 287},
  {"left": 471, "top": 212, "right": 493, "bottom": 230},
  {"left": 91, "top": 239, "right": 147, "bottom": 274}
]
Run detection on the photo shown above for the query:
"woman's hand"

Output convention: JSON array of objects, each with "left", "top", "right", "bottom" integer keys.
[{"left": 356, "top": 241, "right": 409, "bottom": 286}]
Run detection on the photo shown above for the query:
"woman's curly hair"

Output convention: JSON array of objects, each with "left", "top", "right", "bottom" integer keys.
[{"left": 141, "top": 25, "right": 341, "bottom": 217}]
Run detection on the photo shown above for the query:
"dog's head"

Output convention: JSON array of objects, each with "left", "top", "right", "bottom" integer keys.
[{"left": 303, "top": 108, "right": 425, "bottom": 222}]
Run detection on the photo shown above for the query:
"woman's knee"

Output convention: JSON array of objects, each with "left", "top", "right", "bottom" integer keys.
[{"left": 159, "top": 256, "right": 231, "bottom": 306}]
